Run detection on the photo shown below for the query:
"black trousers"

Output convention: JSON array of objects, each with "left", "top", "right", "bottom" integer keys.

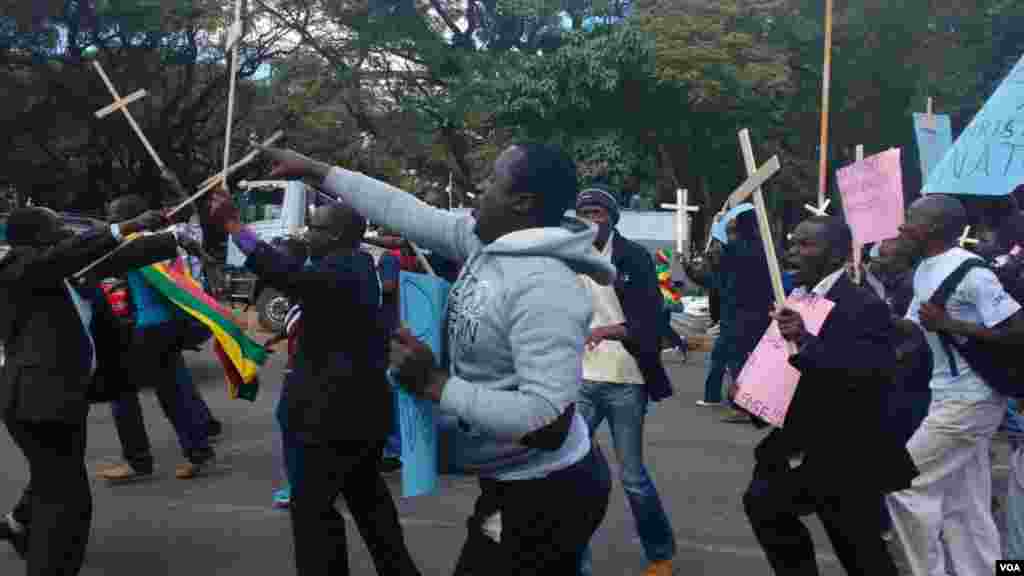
[
  {"left": 5, "top": 417, "right": 92, "bottom": 576},
  {"left": 452, "top": 445, "right": 612, "bottom": 576},
  {"left": 289, "top": 438, "right": 420, "bottom": 576},
  {"left": 743, "top": 460, "right": 897, "bottom": 576}
]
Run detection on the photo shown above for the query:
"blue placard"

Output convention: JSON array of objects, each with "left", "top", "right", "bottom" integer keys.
[
  {"left": 394, "top": 272, "right": 450, "bottom": 497},
  {"left": 912, "top": 113, "right": 953, "bottom": 182},
  {"left": 923, "top": 54, "right": 1024, "bottom": 196}
]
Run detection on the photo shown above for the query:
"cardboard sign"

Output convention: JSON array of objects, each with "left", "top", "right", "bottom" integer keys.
[
  {"left": 394, "top": 272, "right": 450, "bottom": 497},
  {"left": 924, "top": 54, "right": 1024, "bottom": 196},
  {"left": 912, "top": 112, "right": 953, "bottom": 181},
  {"left": 836, "top": 148, "right": 905, "bottom": 245},
  {"left": 734, "top": 293, "right": 836, "bottom": 427}
]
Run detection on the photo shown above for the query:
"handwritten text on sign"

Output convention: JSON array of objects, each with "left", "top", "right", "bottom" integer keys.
[
  {"left": 836, "top": 148, "right": 905, "bottom": 246},
  {"left": 734, "top": 293, "right": 836, "bottom": 427},
  {"left": 924, "top": 54, "right": 1024, "bottom": 196}
]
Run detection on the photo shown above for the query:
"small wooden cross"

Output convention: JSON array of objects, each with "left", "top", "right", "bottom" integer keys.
[
  {"left": 660, "top": 188, "right": 700, "bottom": 258},
  {"left": 959, "top": 225, "right": 979, "bottom": 248},
  {"left": 804, "top": 198, "right": 831, "bottom": 216},
  {"left": 923, "top": 97, "right": 936, "bottom": 132}
]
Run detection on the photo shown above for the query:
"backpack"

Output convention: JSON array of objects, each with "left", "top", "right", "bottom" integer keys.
[
  {"left": 100, "top": 277, "right": 136, "bottom": 329},
  {"left": 929, "top": 258, "right": 1024, "bottom": 397}
]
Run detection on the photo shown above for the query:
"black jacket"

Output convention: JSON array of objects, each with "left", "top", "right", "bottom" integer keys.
[
  {"left": 244, "top": 243, "right": 392, "bottom": 443},
  {"left": 610, "top": 233, "right": 673, "bottom": 402},
  {"left": 752, "top": 274, "right": 918, "bottom": 494},
  {"left": 0, "top": 229, "right": 178, "bottom": 422}
]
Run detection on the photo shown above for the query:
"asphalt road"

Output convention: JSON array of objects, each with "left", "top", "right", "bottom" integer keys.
[{"left": 0, "top": 345, "right": 1012, "bottom": 575}]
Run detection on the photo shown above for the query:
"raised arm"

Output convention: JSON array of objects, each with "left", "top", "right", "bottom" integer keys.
[{"left": 259, "top": 147, "right": 482, "bottom": 264}]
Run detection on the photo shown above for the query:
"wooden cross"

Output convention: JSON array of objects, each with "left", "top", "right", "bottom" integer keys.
[
  {"left": 660, "top": 188, "right": 700, "bottom": 258},
  {"left": 804, "top": 198, "right": 831, "bottom": 216},
  {"left": 959, "top": 225, "right": 979, "bottom": 248},
  {"left": 73, "top": 131, "right": 282, "bottom": 281},
  {"left": 220, "top": 0, "right": 246, "bottom": 193},
  {"left": 735, "top": 129, "right": 788, "bottom": 317},
  {"left": 87, "top": 53, "right": 167, "bottom": 173}
]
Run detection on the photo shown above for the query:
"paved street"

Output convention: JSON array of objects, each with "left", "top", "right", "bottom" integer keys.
[{"left": 0, "top": 344, "right": 1009, "bottom": 575}]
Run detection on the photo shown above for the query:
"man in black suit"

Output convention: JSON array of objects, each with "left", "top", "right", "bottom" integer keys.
[
  {"left": 740, "top": 216, "right": 917, "bottom": 575},
  {"left": 0, "top": 205, "right": 178, "bottom": 575},
  {"left": 208, "top": 189, "right": 419, "bottom": 576}
]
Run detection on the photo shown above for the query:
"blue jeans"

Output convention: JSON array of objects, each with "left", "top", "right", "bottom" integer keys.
[
  {"left": 275, "top": 372, "right": 303, "bottom": 494},
  {"left": 384, "top": 385, "right": 402, "bottom": 459},
  {"left": 1004, "top": 402, "right": 1024, "bottom": 557},
  {"left": 704, "top": 336, "right": 728, "bottom": 403},
  {"left": 577, "top": 381, "right": 675, "bottom": 574}
]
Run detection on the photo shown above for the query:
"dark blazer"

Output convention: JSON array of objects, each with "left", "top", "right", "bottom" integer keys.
[
  {"left": 752, "top": 274, "right": 918, "bottom": 495},
  {"left": 244, "top": 243, "right": 392, "bottom": 444},
  {"left": 0, "top": 229, "right": 178, "bottom": 422},
  {"left": 610, "top": 232, "right": 673, "bottom": 402}
]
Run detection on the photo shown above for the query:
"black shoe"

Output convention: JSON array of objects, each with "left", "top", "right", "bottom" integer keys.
[
  {"left": 1, "top": 515, "right": 27, "bottom": 559},
  {"left": 207, "top": 420, "right": 223, "bottom": 442}
]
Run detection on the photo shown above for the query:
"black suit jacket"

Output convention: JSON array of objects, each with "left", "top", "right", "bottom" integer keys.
[
  {"left": 244, "top": 243, "right": 392, "bottom": 444},
  {"left": 752, "top": 274, "right": 918, "bottom": 494},
  {"left": 610, "top": 233, "right": 673, "bottom": 401},
  {"left": 0, "top": 229, "right": 178, "bottom": 422}
]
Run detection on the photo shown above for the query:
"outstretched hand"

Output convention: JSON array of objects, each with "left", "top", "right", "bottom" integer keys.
[
  {"left": 260, "top": 147, "right": 330, "bottom": 181},
  {"left": 208, "top": 185, "right": 241, "bottom": 233},
  {"left": 121, "top": 209, "right": 169, "bottom": 236}
]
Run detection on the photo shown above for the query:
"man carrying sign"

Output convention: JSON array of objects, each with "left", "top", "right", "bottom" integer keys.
[{"left": 741, "top": 216, "right": 917, "bottom": 576}]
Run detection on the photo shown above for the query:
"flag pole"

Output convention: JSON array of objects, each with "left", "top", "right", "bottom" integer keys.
[{"left": 816, "top": 0, "right": 835, "bottom": 209}]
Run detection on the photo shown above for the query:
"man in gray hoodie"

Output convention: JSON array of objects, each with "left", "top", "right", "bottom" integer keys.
[{"left": 256, "top": 142, "right": 613, "bottom": 575}]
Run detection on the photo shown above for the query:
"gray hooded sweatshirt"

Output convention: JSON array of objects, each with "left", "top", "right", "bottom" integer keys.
[{"left": 322, "top": 168, "right": 617, "bottom": 480}]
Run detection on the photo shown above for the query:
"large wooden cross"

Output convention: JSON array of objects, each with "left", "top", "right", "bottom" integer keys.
[
  {"left": 660, "top": 188, "right": 700, "bottom": 258},
  {"left": 87, "top": 50, "right": 167, "bottom": 174},
  {"left": 733, "top": 129, "right": 786, "bottom": 323}
]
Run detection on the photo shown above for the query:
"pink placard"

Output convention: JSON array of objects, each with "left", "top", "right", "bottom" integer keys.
[
  {"left": 836, "top": 148, "right": 905, "bottom": 245},
  {"left": 733, "top": 293, "right": 836, "bottom": 427}
]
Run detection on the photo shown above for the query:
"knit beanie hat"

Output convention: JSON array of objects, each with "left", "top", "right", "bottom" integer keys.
[{"left": 576, "top": 185, "right": 620, "bottom": 225}]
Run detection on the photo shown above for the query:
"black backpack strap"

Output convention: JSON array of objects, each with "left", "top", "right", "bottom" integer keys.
[{"left": 928, "top": 258, "right": 988, "bottom": 376}]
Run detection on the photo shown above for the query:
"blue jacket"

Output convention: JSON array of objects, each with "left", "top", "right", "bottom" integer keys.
[{"left": 610, "top": 232, "right": 674, "bottom": 402}]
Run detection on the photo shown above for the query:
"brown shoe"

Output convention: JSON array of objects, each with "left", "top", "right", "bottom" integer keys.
[
  {"left": 175, "top": 457, "right": 214, "bottom": 479},
  {"left": 643, "top": 559, "right": 674, "bottom": 576},
  {"left": 98, "top": 463, "right": 154, "bottom": 483}
]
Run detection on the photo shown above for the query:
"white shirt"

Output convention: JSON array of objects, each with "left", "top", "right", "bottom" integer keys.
[
  {"left": 906, "top": 247, "right": 1021, "bottom": 401},
  {"left": 578, "top": 233, "right": 645, "bottom": 385}
]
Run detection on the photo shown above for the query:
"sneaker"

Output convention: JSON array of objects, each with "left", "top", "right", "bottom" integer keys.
[
  {"left": 98, "top": 462, "right": 154, "bottom": 483},
  {"left": 643, "top": 559, "right": 674, "bottom": 576},
  {"left": 272, "top": 487, "right": 291, "bottom": 509},
  {"left": 721, "top": 409, "right": 751, "bottom": 424},
  {"left": 1, "top": 513, "right": 27, "bottom": 559},
  {"left": 696, "top": 400, "right": 722, "bottom": 407}
]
